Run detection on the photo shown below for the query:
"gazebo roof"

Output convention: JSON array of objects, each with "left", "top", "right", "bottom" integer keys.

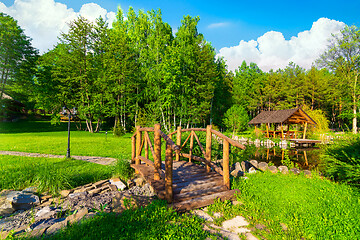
[{"left": 248, "top": 108, "right": 316, "bottom": 125}]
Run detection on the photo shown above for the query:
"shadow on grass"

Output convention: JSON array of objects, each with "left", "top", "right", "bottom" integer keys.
[{"left": 0, "top": 119, "right": 78, "bottom": 133}]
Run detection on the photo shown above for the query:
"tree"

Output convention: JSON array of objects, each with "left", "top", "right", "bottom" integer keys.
[
  {"left": 0, "top": 13, "right": 38, "bottom": 103},
  {"left": 317, "top": 25, "right": 360, "bottom": 133},
  {"left": 223, "top": 105, "right": 249, "bottom": 135}
]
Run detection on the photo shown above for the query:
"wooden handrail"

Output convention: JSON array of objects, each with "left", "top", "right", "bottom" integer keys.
[
  {"left": 211, "top": 129, "right": 246, "bottom": 149},
  {"left": 139, "top": 127, "right": 155, "bottom": 132},
  {"left": 168, "top": 128, "right": 206, "bottom": 136},
  {"left": 156, "top": 129, "right": 180, "bottom": 152}
]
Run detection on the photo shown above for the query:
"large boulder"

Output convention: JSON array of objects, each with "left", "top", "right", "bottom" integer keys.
[
  {"left": 268, "top": 166, "right": 278, "bottom": 174},
  {"left": 278, "top": 166, "right": 289, "bottom": 174},
  {"left": 249, "top": 160, "right": 259, "bottom": 169},
  {"left": 12, "top": 193, "right": 40, "bottom": 210},
  {"left": 0, "top": 190, "right": 19, "bottom": 216}
]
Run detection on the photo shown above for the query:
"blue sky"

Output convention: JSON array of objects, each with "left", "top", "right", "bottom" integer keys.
[{"left": 1, "top": 0, "right": 358, "bottom": 71}]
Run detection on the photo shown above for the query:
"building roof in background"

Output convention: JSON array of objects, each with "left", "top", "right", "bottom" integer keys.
[{"left": 248, "top": 108, "right": 316, "bottom": 125}]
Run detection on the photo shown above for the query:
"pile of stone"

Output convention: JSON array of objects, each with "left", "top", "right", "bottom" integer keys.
[
  {"left": 230, "top": 160, "right": 312, "bottom": 178},
  {"left": 0, "top": 176, "right": 155, "bottom": 239}
]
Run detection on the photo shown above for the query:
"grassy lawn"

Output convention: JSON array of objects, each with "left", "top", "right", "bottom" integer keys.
[
  {"left": 0, "top": 155, "right": 117, "bottom": 193},
  {"left": 17, "top": 200, "right": 213, "bottom": 240},
  {"left": 0, "top": 120, "right": 132, "bottom": 158},
  {"left": 207, "top": 172, "right": 360, "bottom": 239}
]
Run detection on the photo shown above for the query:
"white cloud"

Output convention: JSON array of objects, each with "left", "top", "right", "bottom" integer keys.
[
  {"left": 0, "top": 0, "right": 116, "bottom": 53},
  {"left": 208, "top": 22, "right": 229, "bottom": 29},
  {"left": 217, "top": 18, "right": 345, "bottom": 72}
]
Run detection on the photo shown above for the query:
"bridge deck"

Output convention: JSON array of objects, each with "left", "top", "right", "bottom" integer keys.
[{"left": 131, "top": 160, "right": 238, "bottom": 211}]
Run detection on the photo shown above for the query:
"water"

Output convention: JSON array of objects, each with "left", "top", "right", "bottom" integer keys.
[{"left": 231, "top": 145, "right": 322, "bottom": 170}]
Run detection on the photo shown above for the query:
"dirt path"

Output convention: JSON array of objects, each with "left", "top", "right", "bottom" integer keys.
[{"left": 0, "top": 151, "right": 117, "bottom": 165}]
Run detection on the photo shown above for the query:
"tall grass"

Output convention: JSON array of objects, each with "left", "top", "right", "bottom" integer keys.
[
  {"left": 321, "top": 134, "right": 360, "bottom": 186},
  {"left": 231, "top": 172, "right": 360, "bottom": 239},
  {"left": 0, "top": 155, "right": 113, "bottom": 193}
]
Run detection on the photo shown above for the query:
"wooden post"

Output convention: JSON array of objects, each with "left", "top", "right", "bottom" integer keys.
[
  {"left": 131, "top": 136, "right": 136, "bottom": 163},
  {"left": 165, "top": 142, "right": 173, "bottom": 203},
  {"left": 154, "top": 124, "right": 161, "bottom": 181},
  {"left": 136, "top": 126, "right": 142, "bottom": 166},
  {"left": 282, "top": 149, "right": 284, "bottom": 160},
  {"left": 280, "top": 123, "right": 284, "bottom": 140},
  {"left": 206, "top": 125, "right": 212, "bottom": 173},
  {"left": 176, "top": 126, "right": 181, "bottom": 161},
  {"left": 223, "top": 140, "right": 230, "bottom": 189},
  {"left": 189, "top": 131, "right": 194, "bottom": 162},
  {"left": 303, "top": 122, "right": 308, "bottom": 139},
  {"left": 144, "top": 131, "right": 149, "bottom": 160},
  {"left": 304, "top": 151, "right": 308, "bottom": 166},
  {"left": 266, "top": 123, "right": 269, "bottom": 138}
]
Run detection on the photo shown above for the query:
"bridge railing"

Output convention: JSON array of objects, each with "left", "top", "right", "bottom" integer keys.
[{"left": 131, "top": 124, "right": 245, "bottom": 203}]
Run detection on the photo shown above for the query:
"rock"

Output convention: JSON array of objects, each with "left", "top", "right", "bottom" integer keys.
[
  {"left": 241, "top": 161, "right": 251, "bottom": 172},
  {"left": 255, "top": 224, "right": 266, "bottom": 230},
  {"left": 222, "top": 216, "right": 249, "bottom": 229},
  {"left": 192, "top": 210, "right": 214, "bottom": 222},
  {"left": 234, "top": 162, "right": 243, "bottom": 171},
  {"left": 29, "top": 228, "right": 46, "bottom": 238},
  {"left": 0, "top": 192, "right": 15, "bottom": 216},
  {"left": 22, "top": 187, "right": 37, "bottom": 194},
  {"left": 66, "top": 208, "right": 88, "bottom": 224},
  {"left": 248, "top": 167, "right": 256, "bottom": 174},
  {"left": 46, "top": 219, "right": 67, "bottom": 235},
  {"left": 280, "top": 222, "right": 288, "bottom": 231},
  {"left": 142, "top": 183, "right": 155, "bottom": 196},
  {"left": 0, "top": 231, "right": 9, "bottom": 240},
  {"left": 231, "top": 200, "right": 243, "bottom": 205},
  {"left": 233, "top": 228, "right": 251, "bottom": 234},
  {"left": 12, "top": 193, "right": 40, "bottom": 210},
  {"left": 60, "top": 190, "right": 70, "bottom": 197},
  {"left": 245, "top": 232, "right": 258, "bottom": 240},
  {"left": 278, "top": 166, "right": 289, "bottom": 174},
  {"left": 231, "top": 169, "right": 239, "bottom": 177},
  {"left": 268, "top": 166, "right": 278, "bottom": 174},
  {"left": 68, "top": 192, "right": 87, "bottom": 199},
  {"left": 134, "top": 177, "right": 146, "bottom": 187},
  {"left": 213, "top": 212, "right": 222, "bottom": 218},
  {"left": 35, "top": 206, "right": 60, "bottom": 221},
  {"left": 109, "top": 178, "right": 127, "bottom": 191},
  {"left": 32, "top": 218, "right": 64, "bottom": 230},
  {"left": 290, "top": 168, "right": 300, "bottom": 175},
  {"left": 258, "top": 162, "right": 268, "bottom": 171},
  {"left": 127, "top": 180, "right": 135, "bottom": 188},
  {"left": 250, "top": 160, "right": 258, "bottom": 169},
  {"left": 303, "top": 170, "right": 312, "bottom": 177}
]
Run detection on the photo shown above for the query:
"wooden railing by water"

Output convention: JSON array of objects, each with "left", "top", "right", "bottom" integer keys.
[{"left": 131, "top": 124, "right": 245, "bottom": 209}]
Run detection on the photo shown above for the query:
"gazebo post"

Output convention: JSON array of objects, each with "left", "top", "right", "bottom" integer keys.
[
  {"left": 303, "top": 122, "right": 308, "bottom": 139},
  {"left": 280, "top": 123, "right": 284, "bottom": 139},
  {"left": 266, "top": 123, "right": 269, "bottom": 138}
]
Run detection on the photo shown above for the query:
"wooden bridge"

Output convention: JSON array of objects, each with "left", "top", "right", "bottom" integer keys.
[{"left": 130, "top": 124, "right": 245, "bottom": 211}]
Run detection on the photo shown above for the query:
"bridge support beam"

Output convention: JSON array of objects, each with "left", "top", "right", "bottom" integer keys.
[
  {"left": 165, "top": 142, "right": 173, "bottom": 203},
  {"left": 154, "top": 123, "right": 161, "bottom": 181},
  {"left": 176, "top": 126, "right": 181, "bottom": 161},
  {"left": 206, "top": 125, "right": 212, "bottom": 173},
  {"left": 223, "top": 140, "right": 230, "bottom": 189}
]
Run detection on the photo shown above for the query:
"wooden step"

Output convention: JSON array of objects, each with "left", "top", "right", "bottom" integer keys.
[
  {"left": 171, "top": 189, "right": 240, "bottom": 211},
  {"left": 155, "top": 176, "right": 223, "bottom": 192},
  {"left": 173, "top": 185, "right": 228, "bottom": 203}
]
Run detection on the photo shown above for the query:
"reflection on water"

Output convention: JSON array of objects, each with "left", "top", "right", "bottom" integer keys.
[{"left": 231, "top": 145, "right": 322, "bottom": 170}]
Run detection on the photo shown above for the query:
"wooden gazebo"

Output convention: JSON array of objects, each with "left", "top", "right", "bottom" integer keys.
[{"left": 248, "top": 108, "right": 316, "bottom": 139}]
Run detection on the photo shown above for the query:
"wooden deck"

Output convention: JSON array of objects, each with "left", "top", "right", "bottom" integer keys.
[
  {"left": 131, "top": 160, "right": 238, "bottom": 211},
  {"left": 288, "top": 139, "right": 321, "bottom": 147}
]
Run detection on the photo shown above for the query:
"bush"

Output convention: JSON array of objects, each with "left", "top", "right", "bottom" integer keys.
[
  {"left": 321, "top": 134, "right": 360, "bottom": 186},
  {"left": 112, "top": 159, "right": 134, "bottom": 181},
  {"left": 113, "top": 121, "right": 125, "bottom": 136}
]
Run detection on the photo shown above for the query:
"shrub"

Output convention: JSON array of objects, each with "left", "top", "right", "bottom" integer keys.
[
  {"left": 321, "top": 134, "right": 360, "bottom": 186},
  {"left": 112, "top": 159, "right": 134, "bottom": 181}
]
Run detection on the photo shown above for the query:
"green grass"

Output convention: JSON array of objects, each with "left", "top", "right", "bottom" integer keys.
[
  {"left": 0, "top": 155, "right": 133, "bottom": 193},
  {"left": 209, "top": 172, "right": 360, "bottom": 239},
  {"left": 18, "top": 200, "right": 214, "bottom": 240},
  {"left": 0, "top": 120, "right": 132, "bottom": 159}
]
